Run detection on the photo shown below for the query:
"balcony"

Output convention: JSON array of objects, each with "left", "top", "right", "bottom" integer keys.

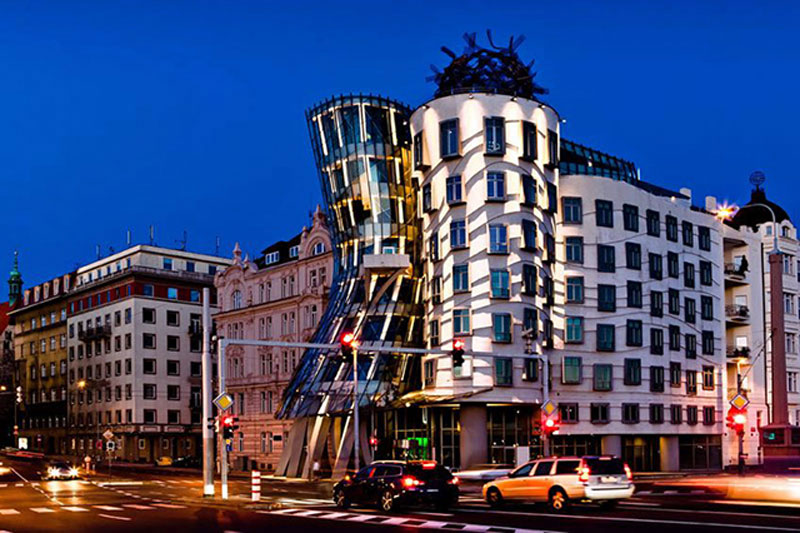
[
  {"left": 725, "top": 304, "right": 750, "bottom": 322},
  {"left": 724, "top": 262, "right": 748, "bottom": 286},
  {"left": 727, "top": 346, "right": 751, "bottom": 359},
  {"left": 78, "top": 324, "right": 112, "bottom": 342}
]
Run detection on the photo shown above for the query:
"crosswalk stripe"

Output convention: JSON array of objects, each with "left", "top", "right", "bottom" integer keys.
[
  {"left": 15, "top": 483, "right": 23, "bottom": 487},
  {"left": 63, "top": 506, "right": 89, "bottom": 512},
  {"left": 316, "top": 512, "right": 352, "bottom": 520},
  {"left": 123, "top": 504, "right": 154, "bottom": 510},
  {"left": 30, "top": 507, "right": 56, "bottom": 513},
  {"left": 290, "top": 510, "right": 323, "bottom": 517},
  {"left": 345, "top": 515, "right": 376, "bottom": 522},
  {"left": 94, "top": 505, "right": 125, "bottom": 511},
  {"left": 381, "top": 517, "right": 411, "bottom": 525},
  {"left": 0, "top": 484, "right": 7, "bottom": 488},
  {"left": 99, "top": 513, "right": 132, "bottom": 521},
  {"left": 0, "top": 510, "right": 20, "bottom": 515},
  {"left": 152, "top": 503, "right": 187, "bottom": 509}
]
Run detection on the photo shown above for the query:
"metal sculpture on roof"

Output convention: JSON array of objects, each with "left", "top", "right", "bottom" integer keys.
[{"left": 429, "top": 31, "right": 548, "bottom": 99}]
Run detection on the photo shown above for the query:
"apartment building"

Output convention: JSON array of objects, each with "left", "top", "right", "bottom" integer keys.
[
  {"left": 9, "top": 270, "right": 72, "bottom": 455},
  {"left": 66, "top": 245, "right": 229, "bottom": 462},
  {"left": 215, "top": 208, "right": 332, "bottom": 472}
]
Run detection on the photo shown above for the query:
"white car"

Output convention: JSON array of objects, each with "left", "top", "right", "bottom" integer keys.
[{"left": 44, "top": 462, "right": 80, "bottom": 480}]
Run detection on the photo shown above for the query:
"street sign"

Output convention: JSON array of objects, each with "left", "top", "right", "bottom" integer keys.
[
  {"left": 225, "top": 442, "right": 233, "bottom": 452},
  {"left": 730, "top": 393, "right": 750, "bottom": 410},
  {"left": 106, "top": 441, "right": 116, "bottom": 452},
  {"left": 541, "top": 400, "right": 557, "bottom": 417},
  {"left": 102, "top": 429, "right": 115, "bottom": 441},
  {"left": 213, "top": 392, "right": 234, "bottom": 411}
]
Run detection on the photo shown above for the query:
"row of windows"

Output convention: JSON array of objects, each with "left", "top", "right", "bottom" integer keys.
[
  {"left": 70, "top": 284, "right": 202, "bottom": 315},
  {"left": 560, "top": 357, "right": 715, "bottom": 393},
  {"left": 415, "top": 117, "right": 558, "bottom": 168},
  {"left": 565, "top": 318, "right": 711, "bottom": 357},
  {"left": 428, "top": 308, "right": 553, "bottom": 346},
  {"left": 21, "top": 334, "right": 67, "bottom": 357},
  {"left": 562, "top": 197, "right": 712, "bottom": 251},
  {"left": 430, "top": 264, "right": 540, "bottom": 304},
  {"left": 71, "top": 360, "right": 202, "bottom": 382},
  {"left": 28, "top": 360, "right": 67, "bottom": 380},
  {"left": 72, "top": 383, "right": 199, "bottom": 405},
  {"left": 559, "top": 402, "right": 716, "bottom": 425},
  {"left": 228, "top": 351, "right": 299, "bottom": 380},
  {"left": 422, "top": 172, "right": 539, "bottom": 213},
  {"left": 27, "top": 309, "right": 67, "bottom": 330},
  {"left": 72, "top": 408, "right": 185, "bottom": 426},
  {"left": 430, "top": 220, "right": 555, "bottom": 262}
]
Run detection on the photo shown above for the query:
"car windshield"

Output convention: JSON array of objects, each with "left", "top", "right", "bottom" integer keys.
[
  {"left": 51, "top": 463, "right": 70, "bottom": 469},
  {"left": 584, "top": 457, "right": 625, "bottom": 474},
  {"left": 406, "top": 463, "right": 452, "bottom": 481}
]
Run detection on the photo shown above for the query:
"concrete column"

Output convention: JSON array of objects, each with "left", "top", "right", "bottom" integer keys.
[
  {"left": 659, "top": 436, "right": 679, "bottom": 472},
  {"left": 601, "top": 435, "right": 622, "bottom": 456},
  {"left": 460, "top": 405, "right": 487, "bottom": 470},
  {"left": 769, "top": 253, "right": 789, "bottom": 425}
]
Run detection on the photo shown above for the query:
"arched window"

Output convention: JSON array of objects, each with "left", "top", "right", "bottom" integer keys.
[
  {"left": 312, "top": 242, "right": 326, "bottom": 256},
  {"left": 232, "top": 290, "right": 242, "bottom": 310}
]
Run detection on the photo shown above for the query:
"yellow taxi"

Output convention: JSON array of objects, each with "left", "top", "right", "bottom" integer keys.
[{"left": 482, "top": 455, "right": 634, "bottom": 512}]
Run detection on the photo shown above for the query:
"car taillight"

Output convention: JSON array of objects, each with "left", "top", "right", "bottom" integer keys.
[
  {"left": 343, "top": 474, "right": 351, "bottom": 482},
  {"left": 578, "top": 466, "right": 591, "bottom": 483},
  {"left": 448, "top": 476, "right": 459, "bottom": 485},
  {"left": 402, "top": 475, "right": 420, "bottom": 488},
  {"left": 624, "top": 463, "right": 633, "bottom": 481}
]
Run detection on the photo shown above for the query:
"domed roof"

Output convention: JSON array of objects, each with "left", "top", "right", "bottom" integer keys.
[{"left": 730, "top": 187, "right": 791, "bottom": 230}]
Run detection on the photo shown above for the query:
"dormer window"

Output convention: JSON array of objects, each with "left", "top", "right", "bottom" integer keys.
[
  {"left": 289, "top": 246, "right": 300, "bottom": 258},
  {"left": 265, "top": 252, "right": 280, "bottom": 265}
]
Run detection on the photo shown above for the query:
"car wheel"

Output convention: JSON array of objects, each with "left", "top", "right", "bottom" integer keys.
[
  {"left": 486, "top": 487, "right": 504, "bottom": 508},
  {"left": 379, "top": 489, "right": 395, "bottom": 513},
  {"left": 334, "top": 490, "right": 350, "bottom": 509},
  {"left": 599, "top": 499, "right": 618, "bottom": 511},
  {"left": 548, "top": 488, "right": 570, "bottom": 513}
]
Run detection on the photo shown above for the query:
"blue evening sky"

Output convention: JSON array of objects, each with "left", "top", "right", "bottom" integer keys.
[{"left": 2, "top": 1, "right": 798, "bottom": 287}]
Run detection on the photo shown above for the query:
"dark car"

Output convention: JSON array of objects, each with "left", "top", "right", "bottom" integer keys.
[
  {"left": 333, "top": 460, "right": 459, "bottom": 512},
  {"left": 172, "top": 456, "right": 201, "bottom": 468}
]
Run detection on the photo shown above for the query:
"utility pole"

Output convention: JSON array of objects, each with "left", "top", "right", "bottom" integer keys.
[
  {"left": 218, "top": 338, "right": 228, "bottom": 499},
  {"left": 201, "top": 288, "right": 214, "bottom": 496},
  {"left": 352, "top": 343, "right": 360, "bottom": 473}
]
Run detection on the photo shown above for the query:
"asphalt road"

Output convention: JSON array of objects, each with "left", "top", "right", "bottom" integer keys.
[{"left": 1, "top": 457, "right": 799, "bottom": 533}]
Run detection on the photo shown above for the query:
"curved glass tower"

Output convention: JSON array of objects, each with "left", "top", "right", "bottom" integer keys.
[{"left": 280, "top": 94, "right": 424, "bottom": 424}]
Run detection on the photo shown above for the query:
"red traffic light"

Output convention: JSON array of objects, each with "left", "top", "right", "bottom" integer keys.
[
  {"left": 341, "top": 331, "right": 358, "bottom": 347},
  {"left": 222, "top": 415, "right": 235, "bottom": 426},
  {"left": 541, "top": 413, "right": 560, "bottom": 435},
  {"left": 453, "top": 339, "right": 465, "bottom": 351},
  {"left": 369, "top": 436, "right": 379, "bottom": 447},
  {"left": 726, "top": 407, "right": 746, "bottom": 434}
]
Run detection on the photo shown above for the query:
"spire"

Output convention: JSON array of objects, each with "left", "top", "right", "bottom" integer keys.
[
  {"left": 8, "top": 251, "right": 22, "bottom": 306},
  {"left": 232, "top": 242, "right": 243, "bottom": 267}
]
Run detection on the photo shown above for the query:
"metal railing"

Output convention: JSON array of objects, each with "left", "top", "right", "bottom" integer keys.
[
  {"left": 724, "top": 263, "right": 747, "bottom": 277},
  {"left": 725, "top": 304, "right": 750, "bottom": 319},
  {"left": 727, "top": 346, "right": 751, "bottom": 358}
]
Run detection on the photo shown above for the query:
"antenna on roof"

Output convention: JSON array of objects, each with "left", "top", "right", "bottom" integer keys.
[
  {"left": 96, "top": 244, "right": 101, "bottom": 260},
  {"left": 176, "top": 230, "right": 187, "bottom": 251},
  {"left": 215, "top": 236, "right": 220, "bottom": 256},
  {"left": 126, "top": 229, "right": 132, "bottom": 247},
  {"left": 149, "top": 226, "right": 155, "bottom": 245}
]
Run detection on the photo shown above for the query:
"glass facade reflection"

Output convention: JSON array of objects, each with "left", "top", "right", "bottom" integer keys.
[{"left": 279, "top": 94, "right": 424, "bottom": 420}]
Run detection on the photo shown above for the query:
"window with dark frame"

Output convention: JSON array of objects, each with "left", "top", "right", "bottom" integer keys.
[
  {"left": 671, "top": 404, "right": 683, "bottom": 424},
  {"left": 649, "top": 253, "right": 663, "bottom": 280},
  {"left": 591, "top": 403, "right": 610, "bottom": 424},
  {"left": 623, "top": 204, "right": 639, "bottom": 232},
  {"left": 596, "top": 200, "right": 614, "bottom": 228},
  {"left": 682, "top": 221, "right": 694, "bottom": 247},
  {"left": 624, "top": 358, "right": 641, "bottom": 385},
  {"left": 670, "top": 362, "right": 681, "bottom": 387},
  {"left": 669, "top": 288, "right": 680, "bottom": 315},
  {"left": 562, "top": 197, "right": 582, "bottom": 223},
  {"left": 593, "top": 364, "right": 612, "bottom": 391},
  {"left": 650, "top": 365, "right": 665, "bottom": 392},
  {"left": 598, "top": 284, "right": 616, "bottom": 312},
  {"left": 666, "top": 215, "right": 678, "bottom": 242},
  {"left": 625, "top": 242, "right": 641, "bottom": 270},
  {"left": 650, "top": 327, "right": 664, "bottom": 355},
  {"left": 597, "top": 245, "right": 615, "bottom": 273},
  {"left": 667, "top": 252, "right": 679, "bottom": 278},
  {"left": 559, "top": 403, "right": 579, "bottom": 423},
  {"left": 622, "top": 403, "right": 640, "bottom": 424},
  {"left": 650, "top": 403, "right": 664, "bottom": 424},
  {"left": 651, "top": 290, "right": 663, "bottom": 317},
  {"left": 699, "top": 226, "right": 711, "bottom": 251},
  {"left": 522, "top": 121, "right": 538, "bottom": 161},
  {"left": 646, "top": 210, "right": 660, "bottom": 237},
  {"left": 440, "top": 119, "right": 459, "bottom": 158},
  {"left": 484, "top": 117, "right": 505, "bottom": 155},
  {"left": 597, "top": 324, "right": 615, "bottom": 352},
  {"left": 627, "top": 281, "right": 642, "bottom": 308},
  {"left": 626, "top": 320, "right": 643, "bottom": 346},
  {"left": 669, "top": 325, "right": 681, "bottom": 351},
  {"left": 684, "top": 262, "right": 695, "bottom": 288}
]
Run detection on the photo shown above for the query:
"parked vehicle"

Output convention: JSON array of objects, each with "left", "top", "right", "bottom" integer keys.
[
  {"left": 43, "top": 461, "right": 80, "bottom": 480},
  {"left": 482, "top": 455, "right": 634, "bottom": 512},
  {"left": 155, "top": 456, "right": 173, "bottom": 466},
  {"left": 171, "top": 456, "right": 201, "bottom": 468},
  {"left": 333, "top": 460, "right": 459, "bottom": 512}
]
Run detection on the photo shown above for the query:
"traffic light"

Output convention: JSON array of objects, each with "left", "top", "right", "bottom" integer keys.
[
  {"left": 726, "top": 407, "right": 746, "bottom": 435},
  {"left": 340, "top": 331, "right": 357, "bottom": 359},
  {"left": 15, "top": 386, "right": 22, "bottom": 404},
  {"left": 221, "top": 415, "right": 237, "bottom": 440},
  {"left": 369, "top": 435, "right": 379, "bottom": 449},
  {"left": 541, "top": 413, "right": 560, "bottom": 436},
  {"left": 451, "top": 339, "right": 465, "bottom": 368}
]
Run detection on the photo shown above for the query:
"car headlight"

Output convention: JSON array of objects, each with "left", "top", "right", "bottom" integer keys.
[
  {"left": 68, "top": 468, "right": 79, "bottom": 477},
  {"left": 47, "top": 467, "right": 60, "bottom": 478}
]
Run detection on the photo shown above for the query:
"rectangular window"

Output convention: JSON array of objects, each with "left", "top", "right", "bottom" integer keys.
[
  {"left": 597, "top": 324, "right": 615, "bottom": 352},
  {"left": 593, "top": 364, "right": 612, "bottom": 391},
  {"left": 523, "top": 308, "right": 538, "bottom": 337},
  {"left": 489, "top": 224, "right": 508, "bottom": 253},
  {"left": 597, "top": 284, "right": 616, "bottom": 312},
  {"left": 684, "top": 262, "right": 695, "bottom": 288},
  {"left": 565, "top": 236, "right": 583, "bottom": 263},
  {"left": 668, "top": 289, "right": 680, "bottom": 315},
  {"left": 687, "top": 406, "right": 698, "bottom": 425},
  {"left": 446, "top": 175, "right": 463, "bottom": 204},
  {"left": 666, "top": 215, "right": 678, "bottom": 242},
  {"left": 597, "top": 245, "right": 615, "bottom": 273},
  {"left": 625, "top": 242, "right": 641, "bottom": 270},
  {"left": 622, "top": 403, "right": 640, "bottom": 424},
  {"left": 565, "top": 317, "right": 583, "bottom": 343},
  {"left": 667, "top": 251, "right": 679, "bottom": 278},
  {"left": 143, "top": 333, "right": 156, "bottom": 349},
  {"left": 413, "top": 131, "right": 426, "bottom": 170},
  {"left": 167, "top": 385, "right": 180, "bottom": 401},
  {"left": 626, "top": 320, "right": 643, "bottom": 347},
  {"left": 143, "top": 307, "right": 156, "bottom": 324},
  {"left": 487, "top": 171, "right": 505, "bottom": 201},
  {"left": 429, "top": 320, "right": 439, "bottom": 347},
  {"left": 651, "top": 291, "right": 663, "bottom": 317},
  {"left": 595, "top": 200, "right": 614, "bottom": 227},
  {"left": 495, "top": 357, "right": 512, "bottom": 386},
  {"left": 702, "top": 330, "right": 715, "bottom": 355},
  {"left": 671, "top": 404, "right": 682, "bottom": 424},
  {"left": 522, "top": 121, "right": 537, "bottom": 161},
  {"left": 453, "top": 264, "right": 469, "bottom": 292},
  {"left": 701, "top": 295, "right": 713, "bottom": 320},
  {"left": 700, "top": 260, "right": 712, "bottom": 286},
  {"left": 591, "top": 403, "right": 610, "bottom": 424},
  {"left": 439, "top": 119, "right": 459, "bottom": 158},
  {"left": 163, "top": 257, "right": 173, "bottom": 270},
  {"left": 430, "top": 276, "right": 442, "bottom": 305},
  {"left": 453, "top": 309, "right": 471, "bottom": 335},
  {"left": 166, "top": 310, "right": 180, "bottom": 326},
  {"left": 623, "top": 204, "right": 639, "bottom": 232},
  {"left": 559, "top": 403, "right": 579, "bottom": 423},
  {"left": 562, "top": 197, "right": 582, "bottom": 224},
  {"left": 422, "top": 183, "right": 432, "bottom": 212},
  {"left": 685, "top": 298, "right": 696, "bottom": 324},
  {"left": 522, "top": 219, "right": 537, "bottom": 250},
  {"left": 627, "top": 281, "right": 642, "bottom": 308},
  {"left": 670, "top": 362, "right": 682, "bottom": 387},
  {"left": 167, "top": 287, "right": 178, "bottom": 300},
  {"left": 430, "top": 231, "right": 440, "bottom": 262},
  {"left": 646, "top": 210, "right": 660, "bottom": 237},
  {"left": 562, "top": 356, "right": 582, "bottom": 384},
  {"left": 699, "top": 226, "right": 711, "bottom": 251},
  {"left": 703, "top": 406, "right": 715, "bottom": 425},
  {"left": 649, "top": 253, "right": 663, "bottom": 280},
  {"left": 669, "top": 325, "right": 681, "bottom": 351},
  {"left": 566, "top": 277, "right": 584, "bottom": 303},
  {"left": 143, "top": 358, "right": 156, "bottom": 374},
  {"left": 685, "top": 333, "right": 697, "bottom": 358},
  {"left": 624, "top": 358, "right": 642, "bottom": 385},
  {"left": 143, "top": 384, "right": 157, "bottom": 400},
  {"left": 650, "top": 404, "right": 665, "bottom": 424},
  {"left": 523, "top": 358, "right": 538, "bottom": 382},
  {"left": 702, "top": 365, "right": 715, "bottom": 390},
  {"left": 650, "top": 327, "right": 664, "bottom": 355},
  {"left": 547, "top": 129, "right": 559, "bottom": 166},
  {"left": 650, "top": 366, "right": 665, "bottom": 392},
  {"left": 686, "top": 371, "right": 698, "bottom": 395},
  {"left": 484, "top": 116, "right": 505, "bottom": 154},
  {"left": 493, "top": 313, "right": 512, "bottom": 342},
  {"left": 522, "top": 264, "right": 537, "bottom": 296},
  {"left": 522, "top": 174, "right": 536, "bottom": 206},
  {"left": 682, "top": 221, "right": 694, "bottom": 247},
  {"left": 167, "top": 335, "right": 180, "bottom": 351}
]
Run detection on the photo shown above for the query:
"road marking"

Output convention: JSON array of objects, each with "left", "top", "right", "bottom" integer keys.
[
  {"left": 152, "top": 503, "right": 187, "bottom": 509},
  {"left": 94, "top": 505, "right": 125, "bottom": 511},
  {"left": 10, "top": 468, "right": 29, "bottom": 483},
  {"left": 123, "top": 504, "right": 154, "bottom": 510},
  {"left": 0, "top": 484, "right": 6, "bottom": 488},
  {"left": 620, "top": 501, "right": 661, "bottom": 507},
  {"left": 0, "top": 510, "right": 20, "bottom": 515},
  {"left": 14, "top": 483, "right": 23, "bottom": 487},
  {"left": 98, "top": 481, "right": 144, "bottom": 487},
  {"left": 456, "top": 507, "right": 800, "bottom": 531},
  {"left": 99, "top": 513, "right": 132, "bottom": 521},
  {"left": 30, "top": 507, "right": 56, "bottom": 513},
  {"left": 62, "top": 506, "right": 89, "bottom": 512}
]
